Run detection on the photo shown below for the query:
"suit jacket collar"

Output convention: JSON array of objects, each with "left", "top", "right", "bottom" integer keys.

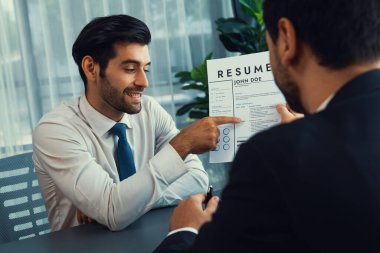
[{"left": 327, "top": 69, "right": 380, "bottom": 109}]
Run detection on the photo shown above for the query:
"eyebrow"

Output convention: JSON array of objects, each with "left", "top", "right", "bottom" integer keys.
[{"left": 120, "top": 60, "right": 151, "bottom": 67}]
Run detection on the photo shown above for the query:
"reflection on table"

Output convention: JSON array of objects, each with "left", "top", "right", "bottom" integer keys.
[{"left": 0, "top": 205, "right": 174, "bottom": 253}]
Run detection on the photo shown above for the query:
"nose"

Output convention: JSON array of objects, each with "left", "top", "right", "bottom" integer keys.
[{"left": 135, "top": 69, "right": 149, "bottom": 88}]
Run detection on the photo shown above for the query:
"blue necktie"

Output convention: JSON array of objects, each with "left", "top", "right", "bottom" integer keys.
[{"left": 110, "top": 123, "right": 136, "bottom": 180}]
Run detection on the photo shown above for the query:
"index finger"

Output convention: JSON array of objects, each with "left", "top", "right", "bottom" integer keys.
[
  {"left": 210, "top": 116, "right": 241, "bottom": 125},
  {"left": 188, "top": 193, "right": 207, "bottom": 203}
]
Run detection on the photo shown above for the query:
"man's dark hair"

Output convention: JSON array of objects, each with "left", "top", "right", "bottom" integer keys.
[
  {"left": 263, "top": 0, "right": 380, "bottom": 69},
  {"left": 72, "top": 15, "right": 151, "bottom": 88}
]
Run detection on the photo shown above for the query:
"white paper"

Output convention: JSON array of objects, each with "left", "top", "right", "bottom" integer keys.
[{"left": 207, "top": 51, "right": 285, "bottom": 163}]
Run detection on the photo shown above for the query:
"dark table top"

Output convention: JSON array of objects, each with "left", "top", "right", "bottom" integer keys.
[{"left": 0, "top": 205, "right": 174, "bottom": 253}]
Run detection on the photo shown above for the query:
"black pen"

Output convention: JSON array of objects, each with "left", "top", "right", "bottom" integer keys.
[{"left": 205, "top": 185, "right": 213, "bottom": 206}]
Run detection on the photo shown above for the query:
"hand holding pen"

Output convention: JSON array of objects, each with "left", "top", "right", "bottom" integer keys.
[
  {"left": 204, "top": 185, "right": 213, "bottom": 207},
  {"left": 170, "top": 190, "right": 220, "bottom": 231}
]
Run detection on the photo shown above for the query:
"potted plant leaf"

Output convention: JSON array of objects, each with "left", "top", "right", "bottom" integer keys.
[
  {"left": 216, "top": 0, "right": 267, "bottom": 54},
  {"left": 175, "top": 52, "right": 213, "bottom": 119},
  {"left": 176, "top": 0, "right": 266, "bottom": 119}
]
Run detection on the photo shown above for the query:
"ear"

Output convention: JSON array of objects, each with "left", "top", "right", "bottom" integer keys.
[
  {"left": 276, "top": 18, "right": 297, "bottom": 67},
  {"left": 81, "top": 56, "right": 99, "bottom": 83}
]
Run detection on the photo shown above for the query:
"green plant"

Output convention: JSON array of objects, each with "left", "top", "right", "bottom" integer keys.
[
  {"left": 175, "top": 52, "right": 212, "bottom": 119},
  {"left": 216, "top": 0, "right": 267, "bottom": 54},
  {"left": 176, "top": 0, "right": 266, "bottom": 119}
]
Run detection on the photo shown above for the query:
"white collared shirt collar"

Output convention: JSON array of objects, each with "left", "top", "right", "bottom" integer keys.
[
  {"left": 316, "top": 94, "right": 334, "bottom": 113},
  {"left": 79, "top": 94, "right": 132, "bottom": 137}
]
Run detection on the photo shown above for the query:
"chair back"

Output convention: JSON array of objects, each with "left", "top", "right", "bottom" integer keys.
[{"left": 0, "top": 152, "right": 50, "bottom": 243}]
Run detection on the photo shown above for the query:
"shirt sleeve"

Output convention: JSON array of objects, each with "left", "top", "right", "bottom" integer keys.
[
  {"left": 147, "top": 98, "right": 209, "bottom": 208},
  {"left": 33, "top": 118, "right": 188, "bottom": 231},
  {"left": 152, "top": 146, "right": 209, "bottom": 208}
]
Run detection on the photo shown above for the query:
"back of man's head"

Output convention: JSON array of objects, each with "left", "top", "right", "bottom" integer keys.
[
  {"left": 72, "top": 15, "right": 151, "bottom": 87},
  {"left": 263, "top": 0, "right": 380, "bottom": 69}
]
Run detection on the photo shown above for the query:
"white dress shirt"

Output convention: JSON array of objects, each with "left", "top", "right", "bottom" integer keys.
[{"left": 33, "top": 95, "right": 208, "bottom": 231}]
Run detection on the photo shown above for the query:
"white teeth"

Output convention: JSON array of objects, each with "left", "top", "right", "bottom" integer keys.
[{"left": 126, "top": 93, "right": 141, "bottom": 97}]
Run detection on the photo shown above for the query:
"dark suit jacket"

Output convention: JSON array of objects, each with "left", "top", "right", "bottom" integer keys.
[{"left": 154, "top": 70, "right": 380, "bottom": 253}]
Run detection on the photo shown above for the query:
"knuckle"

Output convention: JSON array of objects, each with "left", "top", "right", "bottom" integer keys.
[
  {"left": 188, "top": 195, "right": 196, "bottom": 201},
  {"left": 204, "top": 117, "right": 214, "bottom": 127},
  {"left": 176, "top": 202, "right": 184, "bottom": 209},
  {"left": 202, "top": 117, "right": 210, "bottom": 123}
]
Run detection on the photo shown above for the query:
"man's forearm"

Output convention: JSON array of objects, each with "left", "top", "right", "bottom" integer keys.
[{"left": 170, "top": 134, "right": 191, "bottom": 160}]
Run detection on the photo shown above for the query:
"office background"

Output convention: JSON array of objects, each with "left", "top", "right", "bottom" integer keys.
[{"left": 0, "top": 0, "right": 237, "bottom": 189}]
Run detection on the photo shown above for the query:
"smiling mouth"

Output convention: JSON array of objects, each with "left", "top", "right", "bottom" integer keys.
[{"left": 125, "top": 92, "right": 142, "bottom": 97}]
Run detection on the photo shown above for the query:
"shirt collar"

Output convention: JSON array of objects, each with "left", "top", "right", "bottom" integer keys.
[
  {"left": 119, "top": 113, "right": 132, "bottom": 129},
  {"left": 79, "top": 95, "right": 132, "bottom": 137},
  {"left": 316, "top": 94, "right": 334, "bottom": 112}
]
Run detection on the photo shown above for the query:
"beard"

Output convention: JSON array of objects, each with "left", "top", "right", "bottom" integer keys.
[
  {"left": 271, "top": 51, "right": 307, "bottom": 114},
  {"left": 99, "top": 76, "right": 143, "bottom": 115}
]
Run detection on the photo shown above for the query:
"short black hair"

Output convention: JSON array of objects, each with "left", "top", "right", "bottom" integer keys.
[
  {"left": 263, "top": 0, "right": 380, "bottom": 69},
  {"left": 72, "top": 15, "right": 151, "bottom": 88}
]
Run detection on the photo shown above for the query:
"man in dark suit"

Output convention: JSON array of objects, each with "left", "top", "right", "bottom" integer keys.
[{"left": 154, "top": 0, "right": 380, "bottom": 252}]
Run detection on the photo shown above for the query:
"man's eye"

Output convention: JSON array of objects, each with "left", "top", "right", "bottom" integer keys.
[
  {"left": 144, "top": 69, "right": 150, "bottom": 73},
  {"left": 125, "top": 68, "right": 136, "bottom": 73}
]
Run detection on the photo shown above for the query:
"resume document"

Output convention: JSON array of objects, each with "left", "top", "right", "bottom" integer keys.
[{"left": 207, "top": 51, "right": 285, "bottom": 163}]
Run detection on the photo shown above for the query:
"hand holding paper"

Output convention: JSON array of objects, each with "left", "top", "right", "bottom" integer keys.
[{"left": 276, "top": 104, "right": 304, "bottom": 123}]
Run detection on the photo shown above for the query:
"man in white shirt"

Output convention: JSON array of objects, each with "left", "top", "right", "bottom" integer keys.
[{"left": 32, "top": 14, "right": 240, "bottom": 231}]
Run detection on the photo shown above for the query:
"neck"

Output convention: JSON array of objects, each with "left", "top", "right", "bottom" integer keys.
[
  {"left": 296, "top": 61, "right": 380, "bottom": 114},
  {"left": 85, "top": 89, "right": 123, "bottom": 122}
]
